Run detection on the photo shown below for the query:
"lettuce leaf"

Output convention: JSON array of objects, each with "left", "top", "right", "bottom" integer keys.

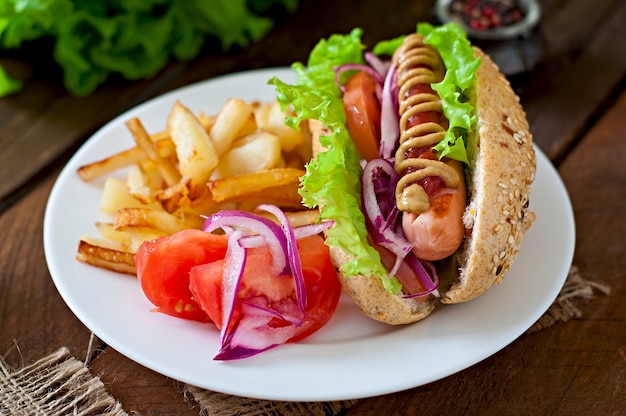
[
  {"left": 270, "top": 28, "right": 401, "bottom": 293},
  {"left": 270, "top": 23, "right": 479, "bottom": 294},
  {"left": 418, "top": 22, "right": 480, "bottom": 164},
  {"left": 0, "top": 0, "right": 298, "bottom": 97}
]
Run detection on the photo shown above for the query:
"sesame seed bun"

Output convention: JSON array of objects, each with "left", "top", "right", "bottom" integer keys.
[
  {"left": 442, "top": 47, "right": 536, "bottom": 303},
  {"left": 308, "top": 47, "right": 536, "bottom": 324}
]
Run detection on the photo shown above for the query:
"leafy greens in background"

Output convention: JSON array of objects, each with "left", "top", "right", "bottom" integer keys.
[{"left": 0, "top": 0, "right": 298, "bottom": 97}]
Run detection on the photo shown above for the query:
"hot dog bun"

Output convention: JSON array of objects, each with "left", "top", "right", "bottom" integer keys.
[
  {"left": 309, "top": 47, "right": 535, "bottom": 324},
  {"left": 443, "top": 47, "right": 536, "bottom": 303}
]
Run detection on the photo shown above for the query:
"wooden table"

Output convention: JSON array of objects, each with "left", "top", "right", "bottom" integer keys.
[{"left": 1, "top": 0, "right": 624, "bottom": 414}]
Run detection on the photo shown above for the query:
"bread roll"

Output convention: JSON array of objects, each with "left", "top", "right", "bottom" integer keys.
[{"left": 309, "top": 47, "right": 536, "bottom": 324}]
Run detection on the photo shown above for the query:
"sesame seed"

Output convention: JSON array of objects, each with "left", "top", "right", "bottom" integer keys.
[{"left": 508, "top": 235, "right": 515, "bottom": 245}]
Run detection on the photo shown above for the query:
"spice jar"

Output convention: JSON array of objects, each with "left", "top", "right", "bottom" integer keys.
[{"left": 435, "top": 0, "right": 543, "bottom": 77}]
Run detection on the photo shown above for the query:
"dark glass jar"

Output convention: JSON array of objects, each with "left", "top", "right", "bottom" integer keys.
[{"left": 435, "top": 0, "right": 543, "bottom": 78}]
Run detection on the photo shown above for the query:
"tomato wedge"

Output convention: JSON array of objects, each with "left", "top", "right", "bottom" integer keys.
[
  {"left": 343, "top": 71, "right": 381, "bottom": 161},
  {"left": 135, "top": 227, "right": 341, "bottom": 359},
  {"left": 189, "top": 235, "right": 341, "bottom": 351},
  {"left": 134, "top": 229, "right": 228, "bottom": 322}
]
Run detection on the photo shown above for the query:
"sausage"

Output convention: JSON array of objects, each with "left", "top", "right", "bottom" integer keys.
[
  {"left": 392, "top": 33, "right": 466, "bottom": 260},
  {"left": 402, "top": 159, "right": 466, "bottom": 260}
]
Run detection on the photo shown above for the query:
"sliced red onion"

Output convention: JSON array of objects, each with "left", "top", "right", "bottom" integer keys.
[
  {"left": 364, "top": 52, "right": 391, "bottom": 77},
  {"left": 256, "top": 204, "right": 307, "bottom": 318},
  {"left": 293, "top": 221, "right": 333, "bottom": 239},
  {"left": 220, "top": 230, "right": 247, "bottom": 346},
  {"left": 204, "top": 205, "right": 336, "bottom": 360},
  {"left": 334, "top": 63, "right": 385, "bottom": 92},
  {"left": 401, "top": 254, "right": 440, "bottom": 299},
  {"left": 203, "top": 210, "right": 288, "bottom": 276},
  {"left": 361, "top": 159, "right": 413, "bottom": 279},
  {"left": 379, "top": 63, "right": 399, "bottom": 159},
  {"left": 215, "top": 299, "right": 300, "bottom": 360},
  {"left": 361, "top": 158, "right": 440, "bottom": 297}
]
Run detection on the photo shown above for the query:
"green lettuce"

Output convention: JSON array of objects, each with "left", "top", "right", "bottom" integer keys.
[
  {"left": 418, "top": 22, "right": 480, "bottom": 164},
  {"left": 0, "top": 0, "right": 298, "bottom": 97},
  {"left": 270, "top": 23, "right": 479, "bottom": 294}
]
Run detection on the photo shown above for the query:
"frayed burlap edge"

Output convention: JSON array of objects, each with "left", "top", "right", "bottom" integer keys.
[
  {"left": 526, "top": 265, "right": 611, "bottom": 333},
  {"left": 183, "top": 386, "right": 358, "bottom": 416},
  {"left": 0, "top": 346, "right": 127, "bottom": 416}
]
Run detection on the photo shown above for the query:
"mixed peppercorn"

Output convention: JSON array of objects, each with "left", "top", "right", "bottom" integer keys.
[{"left": 449, "top": 0, "right": 525, "bottom": 31}]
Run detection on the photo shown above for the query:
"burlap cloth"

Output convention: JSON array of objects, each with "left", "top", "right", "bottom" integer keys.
[{"left": 0, "top": 266, "right": 611, "bottom": 416}]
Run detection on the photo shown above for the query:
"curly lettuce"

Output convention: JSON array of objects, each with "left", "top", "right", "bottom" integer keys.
[{"left": 0, "top": 0, "right": 298, "bottom": 97}]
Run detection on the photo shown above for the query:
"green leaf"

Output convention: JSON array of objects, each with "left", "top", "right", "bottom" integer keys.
[
  {"left": 0, "top": 0, "right": 299, "bottom": 95},
  {"left": 418, "top": 22, "right": 480, "bottom": 164},
  {"left": 0, "top": 64, "right": 23, "bottom": 97}
]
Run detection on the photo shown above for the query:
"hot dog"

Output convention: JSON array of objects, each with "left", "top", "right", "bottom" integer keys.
[{"left": 270, "top": 23, "right": 536, "bottom": 324}]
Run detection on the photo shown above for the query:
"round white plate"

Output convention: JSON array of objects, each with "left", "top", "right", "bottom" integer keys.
[{"left": 44, "top": 68, "right": 575, "bottom": 402}]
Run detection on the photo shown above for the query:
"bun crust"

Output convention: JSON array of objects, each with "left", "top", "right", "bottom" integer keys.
[
  {"left": 442, "top": 48, "right": 536, "bottom": 303},
  {"left": 307, "top": 47, "right": 536, "bottom": 323}
]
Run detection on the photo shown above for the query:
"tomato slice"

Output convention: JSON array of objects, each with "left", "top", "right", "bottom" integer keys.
[
  {"left": 189, "top": 234, "right": 341, "bottom": 349},
  {"left": 134, "top": 229, "right": 228, "bottom": 322},
  {"left": 343, "top": 71, "right": 381, "bottom": 161}
]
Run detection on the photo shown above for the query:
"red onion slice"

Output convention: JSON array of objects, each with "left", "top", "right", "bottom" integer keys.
[
  {"left": 220, "top": 230, "right": 247, "bottom": 346},
  {"left": 256, "top": 204, "right": 307, "bottom": 319},
  {"left": 334, "top": 63, "right": 385, "bottom": 92},
  {"left": 203, "top": 205, "right": 336, "bottom": 360},
  {"left": 203, "top": 210, "right": 288, "bottom": 276},
  {"left": 379, "top": 63, "right": 399, "bottom": 159},
  {"left": 361, "top": 159, "right": 440, "bottom": 297},
  {"left": 364, "top": 52, "right": 391, "bottom": 77}
]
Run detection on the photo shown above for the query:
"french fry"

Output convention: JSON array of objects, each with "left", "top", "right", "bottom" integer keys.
[
  {"left": 77, "top": 146, "right": 147, "bottom": 182},
  {"left": 126, "top": 161, "right": 164, "bottom": 204},
  {"left": 267, "top": 101, "right": 305, "bottom": 152},
  {"left": 94, "top": 223, "right": 165, "bottom": 253},
  {"left": 208, "top": 168, "right": 304, "bottom": 203},
  {"left": 231, "top": 182, "right": 304, "bottom": 211},
  {"left": 126, "top": 117, "right": 181, "bottom": 187},
  {"left": 153, "top": 137, "right": 176, "bottom": 158},
  {"left": 76, "top": 239, "right": 136, "bottom": 275},
  {"left": 167, "top": 101, "right": 219, "bottom": 197},
  {"left": 114, "top": 207, "right": 203, "bottom": 235},
  {"left": 78, "top": 97, "right": 313, "bottom": 275},
  {"left": 94, "top": 222, "right": 132, "bottom": 249},
  {"left": 100, "top": 177, "right": 159, "bottom": 215},
  {"left": 209, "top": 98, "right": 255, "bottom": 156},
  {"left": 212, "top": 131, "right": 282, "bottom": 178}
]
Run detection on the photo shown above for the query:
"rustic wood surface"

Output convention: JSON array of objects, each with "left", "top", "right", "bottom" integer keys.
[{"left": 1, "top": 0, "right": 624, "bottom": 414}]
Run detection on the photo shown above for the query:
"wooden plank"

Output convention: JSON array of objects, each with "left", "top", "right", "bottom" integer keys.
[
  {"left": 538, "top": 0, "right": 620, "bottom": 59},
  {"left": 0, "top": 171, "right": 93, "bottom": 365},
  {"left": 0, "top": 62, "right": 189, "bottom": 206},
  {"left": 521, "top": 0, "right": 626, "bottom": 162},
  {"left": 89, "top": 349, "right": 198, "bottom": 415}
]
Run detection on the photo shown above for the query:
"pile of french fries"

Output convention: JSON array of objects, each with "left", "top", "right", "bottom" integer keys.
[{"left": 77, "top": 98, "right": 318, "bottom": 275}]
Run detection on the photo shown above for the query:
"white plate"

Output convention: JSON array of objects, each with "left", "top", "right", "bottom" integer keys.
[{"left": 44, "top": 68, "right": 575, "bottom": 402}]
